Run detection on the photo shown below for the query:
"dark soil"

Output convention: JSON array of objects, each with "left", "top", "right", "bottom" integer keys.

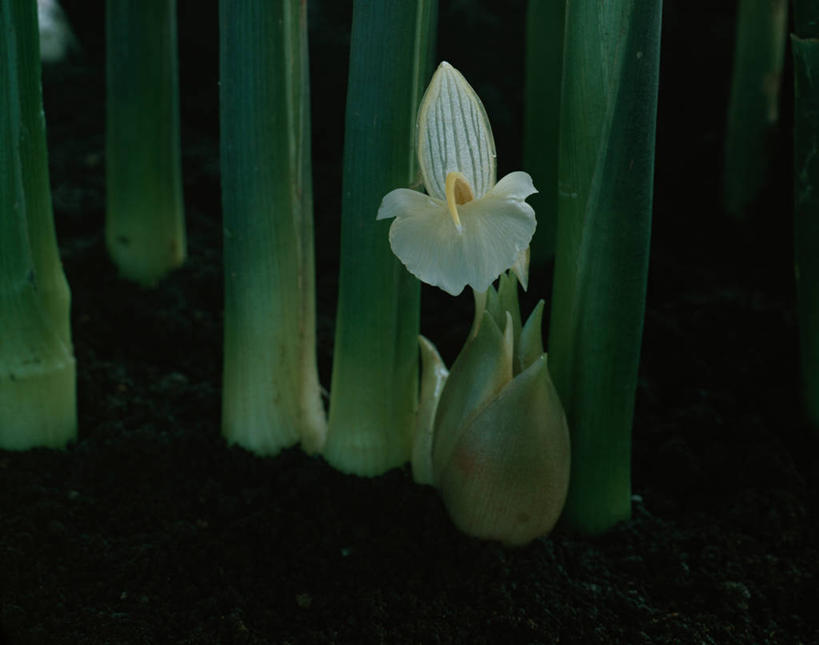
[{"left": 2, "top": 1, "right": 818, "bottom": 643}]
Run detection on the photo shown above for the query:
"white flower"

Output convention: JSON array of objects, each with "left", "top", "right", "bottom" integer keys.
[{"left": 377, "top": 61, "right": 537, "bottom": 296}]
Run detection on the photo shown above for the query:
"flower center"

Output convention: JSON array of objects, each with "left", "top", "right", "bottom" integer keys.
[{"left": 445, "top": 171, "right": 474, "bottom": 232}]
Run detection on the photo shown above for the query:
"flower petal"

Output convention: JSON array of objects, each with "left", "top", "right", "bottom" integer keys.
[
  {"left": 487, "top": 170, "right": 538, "bottom": 201},
  {"left": 387, "top": 172, "right": 537, "bottom": 296},
  {"left": 417, "top": 62, "right": 496, "bottom": 201},
  {"left": 377, "top": 187, "right": 443, "bottom": 221}
]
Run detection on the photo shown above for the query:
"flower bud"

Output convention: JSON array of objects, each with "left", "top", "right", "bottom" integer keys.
[{"left": 416, "top": 277, "right": 570, "bottom": 545}]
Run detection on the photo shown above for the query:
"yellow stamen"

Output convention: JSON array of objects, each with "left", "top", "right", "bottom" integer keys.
[{"left": 445, "top": 171, "right": 474, "bottom": 232}]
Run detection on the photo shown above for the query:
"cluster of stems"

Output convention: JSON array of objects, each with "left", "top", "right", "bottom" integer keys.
[{"left": 11, "top": 0, "right": 762, "bottom": 545}]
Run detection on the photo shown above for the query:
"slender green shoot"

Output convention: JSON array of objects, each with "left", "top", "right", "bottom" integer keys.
[
  {"left": 1, "top": 0, "right": 76, "bottom": 450},
  {"left": 548, "top": 0, "right": 662, "bottom": 534},
  {"left": 105, "top": 0, "right": 185, "bottom": 287},
  {"left": 793, "top": 0, "right": 819, "bottom": 432},
  {"left": 723, "top": 0, "right": 787, "bottom": 217},
  {"left": 324, "top": 0, "right": 437, "bottom": 476},
  {"left": 523, "top": 0, "right": 566, "bottom": 263},
  {"left": 219, "top": 0, "right": 326, "bottom": 456}
]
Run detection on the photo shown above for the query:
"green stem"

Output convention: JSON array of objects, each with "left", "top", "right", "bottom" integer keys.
[
  {"left": 105, "top": 0, "right": 185, "bottom": 286},
  {"left": 16, "top": 0, "right": 71, "bottom": 346},
  {"left": 219, "top": 0, "right": 326, "bottom": 455},
  {"left": 548, "top": 0, "right": 662, "bottom": 534},
  {"left": 1, "top": 0, "right": 76, "bottom": 450},
  {"left": 723, "top": 0, "right": 787, "bottom": 217},
  {"left": 324, "top": 0, "right": 437, "bottom": 476},
  {"left": 793, "top": 0, "right": 819, "bottom": 431}
]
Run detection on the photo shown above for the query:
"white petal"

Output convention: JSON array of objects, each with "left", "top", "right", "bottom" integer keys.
[
  {"left": 488, "top": 170, "right": 538, "bottom": 201},
  {"left": 493, "top": 171, "right": 539, "bottom": 292},
  {"left": 377, "top": 188, "right": 443, "bottom": 221},
  {"left": 417, "top": 62, "right": 496, "bottom": 202},
  {"left": 387, "top": 172, "right": 537, "bottom": 296}
]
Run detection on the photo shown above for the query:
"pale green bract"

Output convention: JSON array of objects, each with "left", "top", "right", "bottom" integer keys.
[
  {"left": 411, "top": 273, "right": 571, "bottom": 545},
  {"left": 377, "top": 61, "right": 537, "bottom": 296}
]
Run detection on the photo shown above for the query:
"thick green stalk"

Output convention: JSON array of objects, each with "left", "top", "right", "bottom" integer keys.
[
  {"left": 548, "top": 0, "right": 662, "bottom": 534},
  {"left": 324, "top": 0, "right": 437, "bottom": 476},
  {"left": 524, "top": 0, "right": 566, "bottom": 263},
  {"left": 105, "top": 0, "right": 185, "bottom": 286},
  {"left": 219, "top": 0, "right": 326, "bottom": 455},
  {"left": 1, "top": 0, "right": 76, "bottom": 450},
  {"left": 723, "top": 0, "right": 787, "bottom": 217},
  {"left": 793, "top": 0, "right": 819, "bottom": 431},
  {"left": 16, "top": 0, "right": 71, "bottom": 346}
]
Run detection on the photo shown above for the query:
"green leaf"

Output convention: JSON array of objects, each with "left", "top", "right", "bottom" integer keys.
[
  {"left": 220, "top": 0, "right": 325, "bottom": 456},
  {"left": 15, "top": 0, "right": 71, "bottom": 346},
  {"left": 0, "top": 0, "right": 76, "bottom": 450},
  {"left": 324, "top": 0, "right": 437, "bottom": 476},
  {"left": 548, "top": 0, "right": 662, "bottom": 534},
  {"left": 519, "top": 299, "right": 545, "bottom": 373}
]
